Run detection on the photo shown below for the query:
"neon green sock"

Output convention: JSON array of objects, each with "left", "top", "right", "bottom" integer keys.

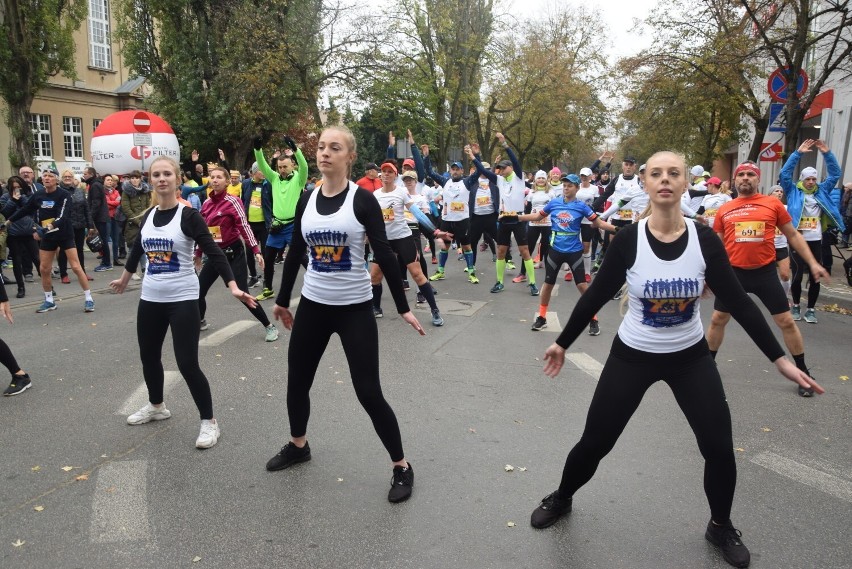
[
  {"left": 496, "top": 259, "right": 506, "bottom": 284},
  {"left": 523, "top": 258, "right": 536, "bottom": 285}
]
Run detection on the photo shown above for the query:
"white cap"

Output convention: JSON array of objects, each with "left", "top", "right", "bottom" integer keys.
[
  {"left": 639, "top": 163, "right": 646, "bottom": 172},
  {"left": 690, "top": 165, "right": 704, "bottom": 177},
  {"left": 534, "top": 169, "right": 547, "bottom": 180},
  {"left": 579, "top": 167, "right": 593, "bottom": 176},
  {"left": 799, "top": 167, "right": 818, "bottom": 181}
]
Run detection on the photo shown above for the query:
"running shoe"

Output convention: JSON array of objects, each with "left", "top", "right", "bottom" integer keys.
[
  {"left": 564, "top": 272, "right": 573, "bottom": 282},
  {"left": 131, "top": 274, "right": 141, "bottom": 281},
  {"left": 127, "top": 402, "right": 171, "bottom": 425},
  {"left": 534, "top": 262, "right": 542, "bottom": 269},
  {"left": 388, "top": 463, "right": 414, "bottom": 503},
  {"left": 588, "top": 319, "right": 600, "bottom": 336},
  {"left": 24, "top": 274, "right": 34, "bottom": 283},
  {"left": 704, "top": 520, "right": 751, "bottom": 568},
  {"left": 791, "top": 304, "right": 801, "bottom": 320},
  {"left": 431, "top": 256, "right": 438, "bottom": 264},
  {"left": 490, "top": 282, "right": 504, "bottom": 293},
  {"left": 512, "top": 275, "right": 527, "bottom": 283},
  {"left": 613, "top": 288, "right": 624, "bottom": 300},
  {"left": 3, "top": 374, "right": 31, "bottom": 396},
  {"left": 506, "top": 260, "right": 516, "bottom": 270},
  {"left": 373, "top": 306, "right": 383, "bottom": 318},
  {"left": 195, "top": 419, "right": 220, "bottom": 449},
  {"left": 114, "top": 260, "right": 124, "bottom": 267},
  {"left": 86, "top": 274, "right": 94, "bottom": 281},
  {"left": 492, "top": 254, "right": 497, "bottom": 262},
  {"left": 429, "top": 270, "right": 445, "bottom": 281},
  {"left": 1, "top": 260, "right": 11, "bottom": 269},
  {"left": 468, "top": 273, "right": 480, "bottom": 284},
  {"left": 479, "top": 242, "right": 488, "bottom": 252},
  {"left": 266, "top": 441, "right": 311, "bottom": 471},
  {"left": 798, "top": 369, "right": 815, "bottom": 397},
  {"left": 463, "top": 266, "right": 470, "bottom": 272},
  {"left": 36, "top": 301, "right": 56, "bottom": 313},
  {"left": 94, "top": 264, "right": 113, "bottom": 272},
  {"left": 585, "top": 274, "right": 591, "bottom": 283},
  {"left": 591, "top": 261, "right": 601, "bottom": 275},
  {"left": 248, "top": 275, "right": 260, "bottom": 288},
  {"left": 61, "top": 275, "right": 70, "bottom": 284},
  {"left": 200, "top": 319, "right": 209, "bottom": 331},
  {"left": 416, "top": 291, "right": 426, "bottom": 304},
  {"left": 531, "top": 316, "right": 547, "bottom": 331},
  {"left": 402, "top": 279, "right": 410, "bottom": 291},
  {"left": 256, "top": 288, "right": 275, "bottom": 301},
  {"left": 529, "top": 283, "right": 539, "bottom": 296},
  {"left": 530, "top": 491, "right": 572, "bottom": 529},
  {"left": 803, "top": 308, "right": 817, "bottom": 323},
  {"left": 424, "top": 245, "right": 430, "bottom": 253},
  {"left": 84, "top": 300, "right": 95, "bottom": 313},
  {"left": 265, "top": 324, "right": 279, "bottom": 342},
  {"left": 431, "top": 308, "right": 444, "bottom": 327},
  {"left": 457, "top": 251, "right": 463, "bottom": 261}
]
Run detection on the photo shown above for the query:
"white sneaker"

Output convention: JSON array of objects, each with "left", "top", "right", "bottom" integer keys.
[
  {"left": 131, "top": 273, "right": 141, "bottom": 281},
  {"left": 265, "top": 324, "right": 279, "bottom": 342},
  {"left": 127, "top": 402, "right": 171, "bottom": 425},
  {"left": 196, "top": 419, "right": 220, "bottom": 449}
]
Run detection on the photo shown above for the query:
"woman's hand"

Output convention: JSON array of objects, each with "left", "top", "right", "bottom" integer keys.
[
  {"left": 256, "top": 253, "right": 265, "bottom": 270},
  {"left": 0, "top": 301, "right": 13, "bottom": 324},
  {"left": 273, "top": 304, "right": 294, "bottom": 330},
  {"left": 774, "top": 357, "right": 825, "bottom": 394},
  {"left": 229, "top": 283, "right": 258, "bottom": 308},
  {"left": 542, "top": 343, "right": 566, "bottom": 378},
  {"left": 401, "top": 311, "right": 425, "bottom": 336},
  {"left": 109, "top": 271, "right": 132, "bottom": 294}
]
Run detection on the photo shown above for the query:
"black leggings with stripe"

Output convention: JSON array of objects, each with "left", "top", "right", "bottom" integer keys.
[
  {"left": 557, "top": 336, "right": 737, "bottom": 523},
  {"left": 286, "top": 297, "right": 404, "bottom": 461},
  {"left": 789, "top": 239, "right": 821, "bottom": 308}
]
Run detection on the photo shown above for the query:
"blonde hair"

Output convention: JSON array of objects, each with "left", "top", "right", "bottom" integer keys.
[
  {"left": 637, "top": 150, "right": 689, "bottom": 220},
  {"left": 149, "top": 155, "right": 181, "bottom": 179},
  {"left": 61, "top": 169, "right": 75, "bottom": 179},
  {"left": 320, "top": 125, "right": 357, "bottom": 179}
]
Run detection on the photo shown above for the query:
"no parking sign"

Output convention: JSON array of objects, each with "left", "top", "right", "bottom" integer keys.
[{"left": 767, "top": 67, "right": 808, "bottom": 103}]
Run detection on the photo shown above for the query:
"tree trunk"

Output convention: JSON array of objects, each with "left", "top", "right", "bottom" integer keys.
[
  {"left": 746, "top": 115, "right": 770, "bottom": 162},
  {"left": 6, "top": 95, "right": 34, "bottom": 170}
]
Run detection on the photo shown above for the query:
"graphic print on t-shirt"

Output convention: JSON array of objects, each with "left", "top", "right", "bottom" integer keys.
[
  {"left": 144, "top": 237, "right": 180, "bottom": 274},
  {"left": 639, "top": 277, "right": 700, "bottom": 328},
  {"left": 306, "top": 229, "right": 351, "bottom": 272}
]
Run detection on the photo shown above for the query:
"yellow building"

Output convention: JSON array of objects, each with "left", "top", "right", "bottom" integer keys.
[{"left": 0, "top": 0, "right": 146, "bottom": 180}]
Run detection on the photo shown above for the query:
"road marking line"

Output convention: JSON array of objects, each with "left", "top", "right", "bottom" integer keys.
[
  {"left": 116, "top": 371, "right": 181, "bottom": 416},
  {"left": 565, "top": 352, "right": 604, "bottom": 380},
  {"left": 198, "top": 320, "right": 256, "bottom": 346},
  {"left": 749, "top": 451, "right": 852, "bottom": 504},
  {"left": 541, "top": 311, "right": 562, "bottom": 332},
  {"left": 550, "top": 284, "right": 559, "bottom": 297},
  {"left": 90, "top": 460, "right": 150, "bottom": 543}
]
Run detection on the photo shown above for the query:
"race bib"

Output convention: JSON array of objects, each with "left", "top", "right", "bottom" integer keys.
[
  {"left": 250, "top": 195, "right": 262, "bottom": 208},
  {"left": 705, "top": 208, "right": 718, "bottom": 218},
  {"left": 734, "top": 221, "right": 765, "bottom": 242},
  {"left": 381, "top": 208, "right": 394, "bottom": 222},
  {"left": 404, "top": 210, "right": 415, "bottom": 222},
  {"left": 208, "top": 225, "right": 222, "bottom": 243},
  {"left": 40, "top": 217, "right": 55, "bottom": 228},
  {"left": 450, "top": 201, "right": 465, "bottom": 212},
  {"left": 798, "top": 216, "right": 819, "bottom": 231},
  {"left": 476, "top": 195, "right": 491, "bottom": 206},
  {"left": 618, "top": 209, "right": 633, "bottom": 218}
]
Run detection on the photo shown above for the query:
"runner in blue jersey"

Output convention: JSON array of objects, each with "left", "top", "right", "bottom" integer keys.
[{"left": 519, "top": 174, "right": 616, "bottom": 334}]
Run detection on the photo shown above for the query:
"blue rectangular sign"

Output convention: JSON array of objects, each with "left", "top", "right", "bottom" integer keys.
[{"left": 768, "top": 103, "right": 786, "bottom": 133}]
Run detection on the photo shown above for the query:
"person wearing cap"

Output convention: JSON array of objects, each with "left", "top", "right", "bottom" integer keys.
[
  {"left": 590, "top": 156, "right": 641, "bottom": 274},
  {"left": 463, "top": 149, "right": 501, "bottom": 272},
  {"left": 519, "top": 173, "right": 616, "bottom": 334},
  {"left": 515, "top": 170, "right": 555, "bottom": 283},
  {"left": 707, "top": 160, "right": 829, "bottom": 397},
  {"left": 241, "top": 163, "right": 273, "bottom": 288},
  {"left": 423, "top": 147, "right": 480, "bottom": 283},
  {"left": 252, "top": 134, "right": 308, "bottom": 302},
  {"left": 695, "top": 177, "right": 730, "bottom": 229},
  {"left": 371, "top": 162, "right": 449, "bottom": 326},
  {"left": 470, "top": 133, "right": 539, "bottom": 295},
  {"left": 5, "top": 168, "right": 96, "bottom": 313},
  {"left": 779, "top": 139, "right": 844, "bottom": 324},
  {"left": 355, "top": 162, "right": 382, "bottom": 192},
  {"left": 575, "top": 167, "right": 600, "bottom": 283}
]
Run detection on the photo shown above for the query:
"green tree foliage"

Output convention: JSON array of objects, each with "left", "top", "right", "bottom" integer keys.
[{"left": 0, "top": 0, "right": 87, "bottom": 168}]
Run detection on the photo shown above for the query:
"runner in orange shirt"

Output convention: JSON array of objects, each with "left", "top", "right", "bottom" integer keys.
[{"left": 706, "top": 161, "right": 829, "bottom": 397}]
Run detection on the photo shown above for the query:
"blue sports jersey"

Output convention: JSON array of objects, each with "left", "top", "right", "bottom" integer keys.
[{"left": 542, "top": 198, "right": 597, "bottom": 253}]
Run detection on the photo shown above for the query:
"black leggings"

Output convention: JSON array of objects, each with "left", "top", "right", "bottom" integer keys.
[
  {"left": 286, "top": 297, "right": 404, "bottom": 461},
  {"left": 469, "top": 213, "right": 497, "bottom": 265},
  {"left": 0, "top": 337, "right": 22, "bottom": 375},
  {"left": 790, "top": 239, "right": 821, "bottom": 308},
  {"left": 263, "top": 245, "right": 283, "bottom": 290},
  {"left": 558, "top": 336, "right": 736, "bottom": 523},
  {"left": 247, "top": 221, "right": 267, "bottom": 278},
  {"left": 521, "top": 226, "right": 550, "bottom": 275},
  {"left": 7, "top": 235, "right": 40, "bottom": 284},
  {"left": 58, "top": 227, "right": 87, "bottom": 276},
  {"left": 137, "top": 299, "right": 213, "bottom": 420},
  {"left": 198, "top": 242, "right": 270, "bottom": 326}
]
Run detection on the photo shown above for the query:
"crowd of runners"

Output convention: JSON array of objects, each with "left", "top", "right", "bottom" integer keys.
[{"left": 1, "top": 125, "right": 849, "bottom": 569}]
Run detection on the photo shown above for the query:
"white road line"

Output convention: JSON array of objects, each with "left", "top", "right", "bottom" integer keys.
[
  {"left": 90, "top": 460, "right": 150, "bottom": 543},
  {"left": 542, "top": 311, "right": 562, "bottom": 332},
  {"left": 116, "top": 371, "right": 181, "bottom": 416},
  {"left": 565, "top": 352, "right": 604, "bottom": 380},
  {"left": 749, "top": 451, "right": 852, "bottom": 504},
  {"left": 198, "top": 320, "right": 257, "bottom": 346},
  {"left": 550, "top": 284, "right": 559, "bottom": 297}
]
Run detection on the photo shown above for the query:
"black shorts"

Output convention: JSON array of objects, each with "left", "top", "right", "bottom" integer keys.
[
  {"left": 581, "top": 224, "right": 594, "bottom": 242},
  {"left": 497, "top": 220, "right": 528, "bottom": 246},
  {"left": 714, "top": 262, "right": 789, "bottom": 315},
  {"left": 545, "top": 249, "right": 584, "bottom": 285},
  {"left": 39, "top": 236, "right": 76, "bottom": 252},
  {"left": 380, "top": 236, "right": 418, "bottom": 266},
  {"left": 439, "top": 219, "right": 471, "bottom": 246},
  {"left": 775, "top": 247, "right": 789, "bottom": 262}
]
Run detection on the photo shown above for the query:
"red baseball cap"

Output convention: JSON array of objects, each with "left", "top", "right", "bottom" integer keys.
[{"left": 380, "top": 162, "right": 398, "bottom": 174}]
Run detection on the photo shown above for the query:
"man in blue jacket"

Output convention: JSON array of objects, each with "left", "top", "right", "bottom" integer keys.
[
  {"left": 779, "top": 138, "right": 844, "bottom": 323},
  {"left": 241, "top": 162, "right": 272, "bottom": 288}
]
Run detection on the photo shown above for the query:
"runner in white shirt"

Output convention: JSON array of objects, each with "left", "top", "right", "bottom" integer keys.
[
  {"left": 515, "top": 170, "right": 554, "bottom": 283},
  {"left": 770, "top": 185, "right": 792, "bottom": 299},
  {"left": 575, "top": 167, "right": 602, "bottom": 283},
  {"left": 696, "top": 177, "right": 731, "bottom": 230}
]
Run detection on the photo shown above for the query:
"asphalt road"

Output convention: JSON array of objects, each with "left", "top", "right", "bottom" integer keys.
[{"left": 0, "top": 252, "right": 849, "bottom": 569}]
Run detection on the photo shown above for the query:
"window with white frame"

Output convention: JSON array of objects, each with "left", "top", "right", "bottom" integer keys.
[
  {"left": 93, "top": 118, "right": 103, "bottom": 131},
  {"left": 29, "top": 114, "right": 52, "bottom": 159},
  {"left": 88, "top": 0, "right": 112, "bottom": 69},
  {"left": 63, "top": 117, "right": 84, "bottom": 159}
]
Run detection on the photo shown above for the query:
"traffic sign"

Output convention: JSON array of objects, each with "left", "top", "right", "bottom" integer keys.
[
  {"left": 132, "top": 111, "right": 151, "bottom": 133},
  {"left": 767, "top": 67, "right": 808, "bottom": 103},
  {"left": 132, "top": 133, "right": 152, "bottom": 146},
  {"left": 768, "top": 103, "right": 786, "bottom": 133}
]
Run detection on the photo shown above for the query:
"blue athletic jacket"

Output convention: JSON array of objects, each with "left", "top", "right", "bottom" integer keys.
[{"left": 780, "top": 150, "right": 845, "bottom": 233}]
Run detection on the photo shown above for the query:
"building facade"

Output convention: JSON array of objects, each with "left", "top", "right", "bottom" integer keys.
[{"left": 0, "top": 0, "right": 146, "bottom": 180}]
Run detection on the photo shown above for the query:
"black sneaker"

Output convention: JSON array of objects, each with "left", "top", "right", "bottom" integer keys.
[
  {"left": 416, "top": 291, "right": 426, "bottom": 304},
  {"left": 530, "top": 491, "right": 572, "bottom": 528},
  {"left": 388, "top": 463, "right": 414, "bottom": 503},
  {"left": 266, "top": 442, "right": 311, "bottom": 471},
  {"left": 705, "top": 520, "right": 751, "bottom": 568},
  {"left": 3, "top": 374, "right": 31, "bottom": 396},
  {"left": 531, "top": 316, "right": 547, "bottom": 331},
  {"left": 588, "top": 319, "right": 600, "bottom": 336},
  {"left": 798, "top": 369, "right": 815, "bottom": 397},
  {"left": 373, "top": 306, "right": 383, "bottom": 318},
  {"left": 402, "top": 279, "right": 410, "bottom": 291}
]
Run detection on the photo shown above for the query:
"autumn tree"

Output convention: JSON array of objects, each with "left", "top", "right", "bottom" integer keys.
[{"left": 0, "top": 0, "right": 87, "bottom": 168}]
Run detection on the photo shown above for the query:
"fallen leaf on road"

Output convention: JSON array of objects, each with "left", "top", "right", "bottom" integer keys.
[
  {"left": 192, "top": 556, "right": 202, "bottom": 562},
  {"left": 266, "top": 393, "right": 272, "bottom": 397},
  {"left": 61, "top": 466, "right": 74, "bottom": 472},
  {"left": 239, "top": 376, "right": 246, "bottom": 380},
  {"left": 514, "top": 420, "right": 523, "bottom": 425},
  {"left": 761, "top": 427, "right": 772, "bottom": 432},
  {"left": 734, "top": 448, "right": 745, "bottom": 452},
  {"left": 821, "top": 303, "right": 852, "bottom": 315},
  {"left": 91, "top": 323, "right": 97, "bottom": 327},
  {"left": 216, "top": 354, "right": 222, "bottom": 357},
  {"left": 468, "top": 428, "right": 476, "bottom": 433},
  {"left": 840, "top": 376, "right": 849, "bottom": 381},
  {"left": 507, "top": 521, "right": 515, "bottom": 527},
  {"left": 337, "top": 478, "right": 344, "bottom": 482},
  {"left": 33, "top": 506, "right": 44, "bottom": 512},
  {"left": 104, "top": 486, "right": 116, "bottom": 493},
  {"left": 75, "top": 474, "right": 89, "bottom": 481},
  {"left": 31, "top": 466, "right": 40, "bottom": 472},
  {"left": 335, "top": 380, "right": 343, "bottom": 384},
  {"left": 12, "top": 539, "right": 24, "bottom": 547},
  {"left": 504, "top": 465, "right": 514, "bottom": 472},
  {"left": 61, "top": 348, "right": 68, "bottom": 352},
  {"left": 100, "top": 454, "right": 108, "bottom": 458},
  {"left": 519, "top": 467, "right": 527, "bottom": 472}
]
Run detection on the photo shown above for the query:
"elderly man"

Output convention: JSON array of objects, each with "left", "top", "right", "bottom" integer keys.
[{"left": 241, "top": 162, "right": 272, "bottom": 288}]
